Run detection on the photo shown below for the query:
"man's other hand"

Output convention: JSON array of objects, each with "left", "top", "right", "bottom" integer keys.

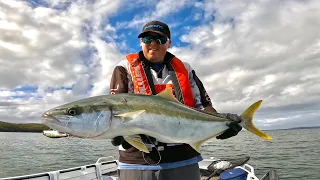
[{"left": 216, "top": 113, "right": 242, "bottom": 139}]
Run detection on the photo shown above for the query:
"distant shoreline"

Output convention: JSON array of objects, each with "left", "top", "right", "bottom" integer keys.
[
  {"left": 0, "top": 121, "right": 49, "bottom": 133},
  {"left": 277, "top": 126, "right": 320, "bottom": 130}
]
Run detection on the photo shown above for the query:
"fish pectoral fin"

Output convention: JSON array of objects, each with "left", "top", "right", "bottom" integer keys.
[
  {"left": 156, "top": 88, "right": 181, "bottom": 104},
  {"left": 114, "top": 110, "right": 146, "bottom": 121},
  {"left": 124, "top": 135, "right": 150, "bottom": 153}
]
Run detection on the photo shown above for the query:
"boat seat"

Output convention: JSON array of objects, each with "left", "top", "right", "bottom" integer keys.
[{"left": 199, "top": 156, "right": 250, "bottom": 179}]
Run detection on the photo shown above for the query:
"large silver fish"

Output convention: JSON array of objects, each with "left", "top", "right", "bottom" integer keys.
[{"left": 42, "top": 88, "right": 272, "bottom": 153}]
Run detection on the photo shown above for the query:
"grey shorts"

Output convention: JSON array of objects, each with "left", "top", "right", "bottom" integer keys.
[{"left": 118, "top": 163, "right": 201, "bottom": 180}]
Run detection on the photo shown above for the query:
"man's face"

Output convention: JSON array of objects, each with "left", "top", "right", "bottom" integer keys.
[{"left": 140, "top": 32, "right": 172, "bottom": 63}]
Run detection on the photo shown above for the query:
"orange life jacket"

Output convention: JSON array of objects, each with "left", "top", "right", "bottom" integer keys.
[{"left": 126, "top": 54, "right": 195, "bottom": 107}]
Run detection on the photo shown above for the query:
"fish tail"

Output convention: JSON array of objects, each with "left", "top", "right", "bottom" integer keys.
[{"left": 240, "top": 100, "right": 272, "bottom": 140}]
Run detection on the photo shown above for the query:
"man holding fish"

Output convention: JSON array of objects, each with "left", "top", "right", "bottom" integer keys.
[
  {"left": 109, "top": 20, "right": 243, "bottom": 180},
  {"left": 42, "top": 20, "right": 272, "bottom": 180}
]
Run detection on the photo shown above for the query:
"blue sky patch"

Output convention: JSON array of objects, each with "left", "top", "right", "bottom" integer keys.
[
  {"left": 27, "top": 0, "right": 49, "bottom": 8},
  {"left": 14, "top": 85, "right": 38, "bottom": 93}
]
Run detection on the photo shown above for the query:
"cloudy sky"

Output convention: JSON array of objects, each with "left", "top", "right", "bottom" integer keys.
[{"left": 0, "top": 0, "right": 319, "bottom": 130}]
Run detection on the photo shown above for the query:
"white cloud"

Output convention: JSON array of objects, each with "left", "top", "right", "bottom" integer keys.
[
  {"left": 0, "top": 0, "right": 123, "bottom": 123},
  {"left": 0, "top": 90, "right": 23, "bottom": 97},
  {"left": 89, "top": 36, "right": 123, "bottom": 96},
  {"left": 169, "top": 0, "right": 320, "bottom": 128},
  {"left": 154, "top": 0, "right": 190, "bottom": 17},
  {"left": 115, "top": 0, "right": 192, "bottom": 30}
]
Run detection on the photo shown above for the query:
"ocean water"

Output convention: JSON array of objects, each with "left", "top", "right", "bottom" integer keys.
[{"left": 0, "top": 129, "right": 319, "bottom": 179}]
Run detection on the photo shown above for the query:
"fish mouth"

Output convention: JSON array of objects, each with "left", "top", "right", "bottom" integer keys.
[
  {"left": 41, "top": 112, "right": 107, "bottom": 139},
  {"left": 41, "top": 112, "right": 64, "bottom": 126}
]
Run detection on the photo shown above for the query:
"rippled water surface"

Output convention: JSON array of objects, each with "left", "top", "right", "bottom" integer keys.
[{"left": 0, "top": 129, "right": 319, "bottom": 179}]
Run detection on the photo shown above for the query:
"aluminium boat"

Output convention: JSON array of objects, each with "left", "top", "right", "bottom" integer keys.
[{"left": 1, "top": 156, "right": 279, "bottom": 180}]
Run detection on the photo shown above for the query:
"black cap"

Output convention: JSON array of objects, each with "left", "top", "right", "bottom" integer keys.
[{"left": 138, "top": 20, "right": 171, "bottom": 39}]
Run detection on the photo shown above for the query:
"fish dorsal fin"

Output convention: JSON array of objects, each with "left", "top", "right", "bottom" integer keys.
[
  {"left": 123, "top": 135, "right": 150, "bottom": 153},
  {"left": 156, "top": 87, "right": 180, "bottom": 104},
  {"left": 114, "top": 110, "right": 146, "bottom": 121}
]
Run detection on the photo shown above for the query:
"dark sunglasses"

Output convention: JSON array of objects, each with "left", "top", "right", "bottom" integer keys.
[{"left": 141, "top": 36, "right": 168, "bottom": 44}]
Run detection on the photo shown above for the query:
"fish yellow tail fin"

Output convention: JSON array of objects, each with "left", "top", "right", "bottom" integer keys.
[{"left": 240, "top": 100, "right": 272, "bottom": 140}]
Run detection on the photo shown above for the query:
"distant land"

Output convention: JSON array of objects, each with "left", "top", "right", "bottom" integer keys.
[
  {"left": 260, "top": 126, "right": 320, "bottom": 131},
  {"left": 0, "top": 121, "right": 49, "bottom": 133},
  {"left": 283, "top": 126, "right": 320, "bottom": 130}
]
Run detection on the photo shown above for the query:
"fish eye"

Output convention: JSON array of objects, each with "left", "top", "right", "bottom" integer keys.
[{"left": 67, "top": 108, "right": 80, "bottom": 116}]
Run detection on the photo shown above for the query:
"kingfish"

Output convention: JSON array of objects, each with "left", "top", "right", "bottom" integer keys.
[{"left": 41, "top": 88, "right": 272, "bottom": 153}]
